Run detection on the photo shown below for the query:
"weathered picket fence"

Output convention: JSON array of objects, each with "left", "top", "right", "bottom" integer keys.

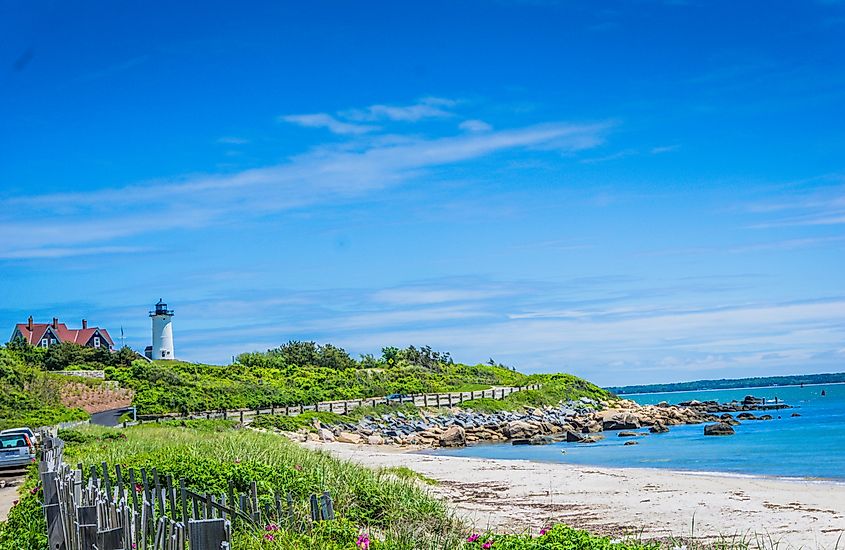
[{"left": 39, "top": 437, "right": 335, "bottom": 549}]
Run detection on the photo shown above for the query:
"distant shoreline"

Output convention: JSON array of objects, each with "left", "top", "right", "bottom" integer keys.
[
  {"left": 606, "top": 373, "right": 845, "bottom": 395},
  {"left": 620, "top": 380, "right": 845, "bottom": 397}
]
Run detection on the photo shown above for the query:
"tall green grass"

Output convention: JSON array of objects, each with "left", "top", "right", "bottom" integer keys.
[{"left": 62, "top": 422, "right": 464, "bottom": 546}]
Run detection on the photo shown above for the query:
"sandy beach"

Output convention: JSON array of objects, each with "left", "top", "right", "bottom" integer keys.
[{"left": 306, "top": 442, "right": 845, "bottom": 549}]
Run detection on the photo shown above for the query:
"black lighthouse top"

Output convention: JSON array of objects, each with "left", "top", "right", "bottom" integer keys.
[{"left": 150, "top": 299, "right": 174, "bottom": 317}]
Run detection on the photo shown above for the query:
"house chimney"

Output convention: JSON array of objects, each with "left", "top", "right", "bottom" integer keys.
[
  {"left": 27, "top": 316, "right": 33, "bottom": 331},
  {"left": 52, "top": 317, "right": 58, "bottom": 329},
  {"left": 82, "top": 319, "right": 88, "bottom": 330}
]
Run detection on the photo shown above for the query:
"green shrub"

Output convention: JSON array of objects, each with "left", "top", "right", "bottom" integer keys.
[
  {"left": 252, "top": 412, "right": 343, "bottom": 432},
  {"left": 464, "top": 525, "right": 660, "bottom": 550},
  {"left": 0, "top": 470, "right": 45, "bottom": 550}
]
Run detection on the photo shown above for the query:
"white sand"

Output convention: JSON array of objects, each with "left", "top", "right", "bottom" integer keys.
[{"left": 306, "top": 442, "right": 845, "bottom": 549}]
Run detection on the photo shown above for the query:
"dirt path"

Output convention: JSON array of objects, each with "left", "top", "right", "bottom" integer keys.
[{"left": 0, "top": 474, "right": 24, "bottom": 522}]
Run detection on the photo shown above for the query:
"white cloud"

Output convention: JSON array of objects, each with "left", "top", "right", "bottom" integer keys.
[
  {"left": 0, "top": 120, "right": 609, "bottom": 260},
  {"left": 459, "top": 119, "right": 493, "bottom": 133},
  {"left": 280, "top": 113, "right": 379, "bottom": 135},
  {"left": 0, "top": 245, "right": 148, "bottom": 259},
  {"left": 343, "top": 97, "right": 457, "bottom": 122}
]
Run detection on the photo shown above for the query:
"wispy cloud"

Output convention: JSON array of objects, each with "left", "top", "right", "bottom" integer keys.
[
  {"left": 0, "top": 118, "right": 610, "bottom": 259},
  {"left": 280, "top": 113, "right": 379, "bottom": 135},
  {"left": 343, "top": 97, "right": 456, "bottom": 122},
  {"left": 744, "top": 180, "right": 845, "bottom": 227},
  {"left": 217, "top": 136, "right": 250, "bottom": 145},
  {"left": 0, "top": 245, "right": 149, "bottom": 260},
  {"left": 459, "top": 119, "right": 493, "bottom": 133}
]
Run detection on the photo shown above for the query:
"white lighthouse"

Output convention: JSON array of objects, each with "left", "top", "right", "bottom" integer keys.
[{"left": 149, "top": 299, "right": 175, "bottom": 360}]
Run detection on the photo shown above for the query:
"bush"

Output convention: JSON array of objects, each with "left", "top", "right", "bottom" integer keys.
[
  {"left": 464, "top": 525, "right": 660, "bottom": 550},
  {"left": 0, "top": 471, "right": 45, "bottom": 550}
]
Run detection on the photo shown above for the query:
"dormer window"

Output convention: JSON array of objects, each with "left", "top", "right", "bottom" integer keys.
[
  {"left": 41, "top": 338, "right": 49, "bottom": 347},
  {"left": 93, "top": 336, "right": 101, "bottom": 348}
]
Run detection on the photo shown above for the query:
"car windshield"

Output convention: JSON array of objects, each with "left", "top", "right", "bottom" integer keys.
[{"left": 0, "top": 435, "right": 29, "bottom": 449}]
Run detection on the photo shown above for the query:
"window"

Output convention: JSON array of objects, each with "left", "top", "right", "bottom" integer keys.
[
  {"left": 41, "top": 338, "right": 49, "bottom": 347},
  {"left": 93, "top": 336, "right": 101, "bottom": 348},
  {"left": 162, "top": 350, "right": 166, "bottom": 358}
]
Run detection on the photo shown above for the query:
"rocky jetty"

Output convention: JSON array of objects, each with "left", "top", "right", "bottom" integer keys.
[{"left": 268, "top": 395, "right": 789, "bottom": 448}]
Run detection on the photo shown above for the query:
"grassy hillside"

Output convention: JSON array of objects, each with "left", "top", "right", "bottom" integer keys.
[
  {"left": 2, "top": 340, "right": 614, "bottom": 418},
  {"left": 107, "top": 343, "right": 531, "bottom": 414},
  {"left": 0, "top": 348, "right": 88, "bottom": 430}
]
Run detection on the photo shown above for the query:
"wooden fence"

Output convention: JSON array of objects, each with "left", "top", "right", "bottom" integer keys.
[
  {"left": 39, "top": 437, "right": 335, "bottom": 549},
  {"left": 136, "top": 384, "right": 542, "bottom": 425}
]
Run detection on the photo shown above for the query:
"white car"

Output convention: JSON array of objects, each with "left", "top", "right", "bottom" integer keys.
[{"left": 0, "top": 429, "right": 37, "bottom": 470}]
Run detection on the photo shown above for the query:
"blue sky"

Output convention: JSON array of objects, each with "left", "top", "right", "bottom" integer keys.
[{"left": 2, "top": 1, "right": 844, "bottom": 385}]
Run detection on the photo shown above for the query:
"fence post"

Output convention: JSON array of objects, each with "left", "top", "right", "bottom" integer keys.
[
  {"left": 343, "top": 401, "right": 348, "bottom": 415},
  {"left": 188, "top": 518, "right": 229, "bottom": 550},
  {"left": 40, "top": 469, "right": 65, "bottom": 550},
  {"left": 424, "top": 394, "right": 428, "bottom": 407},
  {"left": 239, "top": 410, "right": 244, "bottom": 423},
  {"left": 309, "top": 494, "right": 320, "bottom": 521}
]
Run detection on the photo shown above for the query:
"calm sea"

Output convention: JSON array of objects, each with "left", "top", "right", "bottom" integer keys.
[{"left": 432, "top": 383, "right": 845, "bottom": 480}]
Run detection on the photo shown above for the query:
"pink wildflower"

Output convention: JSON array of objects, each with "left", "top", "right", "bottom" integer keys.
[
  {"left": 467, "top": 533, "right": 480, "bottom": 542},
  {"left": 264, "top": 533, "right": 275, "bottom": 541},
  {"left": 539, "top": 526, "right": 550, "bottom": 536},
  {"left": 134, "top": 483, "right": 143, "bottom": 493},
  {"left": 356, "top": 534, "right": 371, "bottom": 549},
  {"left": 265, "top": 524, "right": 279, "bottom": 531},
  {"left": 482, "top": 541, "right": 493, "bottom": 549}
]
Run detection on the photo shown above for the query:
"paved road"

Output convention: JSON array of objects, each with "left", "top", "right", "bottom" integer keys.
[
  {"left": 0, "top": 469, "right": 26, "bottom": 521},
  {"left": 90, "top": 407, "right": 133, "bottom": 427}
]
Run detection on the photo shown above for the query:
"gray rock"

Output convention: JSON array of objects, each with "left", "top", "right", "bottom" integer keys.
[{"left": 703, "top": 422, "right": 735, "bottom": 436}]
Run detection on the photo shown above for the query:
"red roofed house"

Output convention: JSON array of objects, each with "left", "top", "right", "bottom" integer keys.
[{"left": 10, "top": 316, "right": 114, "bottom": 350}]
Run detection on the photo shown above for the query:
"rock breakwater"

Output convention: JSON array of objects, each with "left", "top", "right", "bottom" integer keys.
[{"left": 268, "top": 396, "right": 788, "bottom": 448}]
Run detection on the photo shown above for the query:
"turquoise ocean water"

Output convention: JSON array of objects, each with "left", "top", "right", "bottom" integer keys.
[{"left": 432, "top": 383, "right": 845, "bottom": 480}]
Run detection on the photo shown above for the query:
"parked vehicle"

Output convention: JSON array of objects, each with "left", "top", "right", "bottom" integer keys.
[
  {"left": 0, "top": 431, "right": 36, "bottom": 469},
  {"left": 1, "top": 427, "right": 39, "bottom": 445},
  {"left": 385, "top": 393, "right": 409, "bottom": 403}
]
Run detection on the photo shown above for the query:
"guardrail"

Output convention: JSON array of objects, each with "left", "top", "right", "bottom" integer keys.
[{"left": 134, "top": 384, "right": 541, "bottom": 425}]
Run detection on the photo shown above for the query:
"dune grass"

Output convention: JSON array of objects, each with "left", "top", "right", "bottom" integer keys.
[{"left": 60, "top": 421, "right": 465, "bottom": 548}]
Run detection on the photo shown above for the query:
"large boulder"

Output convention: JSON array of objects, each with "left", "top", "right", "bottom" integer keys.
[
  {"left": 504, "top": 420, "right": 539, "bottom": 440},
  {"left": 602, "top": 413, "right": 641, "bottom": 431},
  {"left": 318, "top": 428, "right": 335, "bottom": 442},
  {"left": 565, "top": 430, "right": 587, "bottom": 443},
  {"left": 649, "top": 422, "right": 669, "bottom": 434},
  {"left": 439, "top": 425, "right": 466, "bottom": 447},
  {"left": 336, "top": 431, "right": 364, "bottom": 444},
  {"left": 704, "top": 423, "right": 735, "bottom": 436},
  {"left": 367, "top": 434, "right": 384, "bottom": 445}
]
